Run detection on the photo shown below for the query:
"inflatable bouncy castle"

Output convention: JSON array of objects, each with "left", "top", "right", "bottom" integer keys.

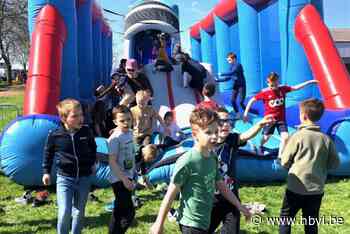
[
  {"left": 0, "top": 0, "right": 113, "bottom": 186},
  {"left": 1, "top": 0, "right": 350, "bottom": 187}
]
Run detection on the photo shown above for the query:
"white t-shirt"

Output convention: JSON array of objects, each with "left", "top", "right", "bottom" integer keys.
[
  {"left": 107, "top": 129, "right": 135, "bottom": 183},
  {"left": 158, "top": 122, "right": 182, "bottom": 142}
]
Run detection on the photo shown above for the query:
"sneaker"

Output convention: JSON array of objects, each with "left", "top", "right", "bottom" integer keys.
[
  {"left": 15, "top": 191, "right": 33, "bottom": 205},
  {"left": 132, "top": 195, "right": 142, "bottom": 209},
  {"left": 167, "top": 208, "right": 178, "bottom": 223}
]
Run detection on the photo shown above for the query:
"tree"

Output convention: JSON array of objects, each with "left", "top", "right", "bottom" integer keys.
[{"left": 0, "top": 0, "right": 28, "bottom": 85}]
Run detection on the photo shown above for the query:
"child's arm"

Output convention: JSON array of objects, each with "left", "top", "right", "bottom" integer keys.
[
  {"left": 150, "top": 183, "right": 180, "bottom": 234},
  {"left": 42, "top": 132, "right": 55, "bottom": 185},
  {"left": 239, "top": 114, "right": 275, "bottom": 143},
  {"left": 216, "top": 180, "right": 251, "bottom": 220},
  {"left": 108, "top": 154, "right": 134, "bottom": 191},
  {"left": 327, "top": 140, "right": 340, "bottom": 170},
  {"left": 280, "top": 135, "right": 298, "bottom": 168},
  {"left": 243, "top": 97, "right": 257, "bottom": 122},
  {"left": 291, "top": 80, "right": 318, "bottom": 91}
]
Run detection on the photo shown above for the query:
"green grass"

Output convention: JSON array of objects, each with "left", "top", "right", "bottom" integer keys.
[
  {"left": 1, "top": 91, "right": 350, "bottom": 233},
  {"left": 0, "top": 93, "right": 24, "bottom": 131},
  {"left": 1, "top": 175, "right": 350, "bottom": 233}
]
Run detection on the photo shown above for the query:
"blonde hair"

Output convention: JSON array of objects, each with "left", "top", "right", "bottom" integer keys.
[
  {"left": 136, "top": 90, "right": 150, "bottom": 99},
  {"left": 190, "top": 108, "right": 218, "bottom": 131},
  {"left": 142, "top": 144, "right": 158, "bottom": 162},
  {"left": 56, "top": 99, "right": 81, "bottom": 119}
]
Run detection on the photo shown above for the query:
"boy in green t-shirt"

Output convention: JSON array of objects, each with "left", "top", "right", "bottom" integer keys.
[{"left": 150, "top": 108, "right": 251, "bottom": 234}]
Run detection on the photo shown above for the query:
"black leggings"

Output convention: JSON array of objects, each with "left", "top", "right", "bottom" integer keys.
[
  {"left": 208, "top": 190, "right": 240, "bottom": 234},
  {"left": 231, "top": 85, "right": 246, "bottom": 113},
  {"left": 109, "top": 181, "right": 135, "bottom": 234}
]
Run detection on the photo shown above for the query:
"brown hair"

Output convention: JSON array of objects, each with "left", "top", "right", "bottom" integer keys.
[
  {"left": 142, "top": 144, "right": 158, "bottom": 162},
  {"left": 227, "top": 52, "right": 237, "bottom": 59},
  {"left": 190, "top": 108, "right": 218, "bottom": 130},
  {"left": 300, "top": 98, "right": 324, "bottom": 122},
  {"left": 112, "top": 105, "right": 131, "bottom": 120},
  {"left": 56, "top": 99, "right": 81, "bottom": 119},
  {"left": 202, "top": 82, "right": 216, "bottom": 98},
  {"left": 267, "top": 72, "right": 279, "bottom": 82},
  {"left": 216, "top": 106, "right": 229, "bottom": 114}
]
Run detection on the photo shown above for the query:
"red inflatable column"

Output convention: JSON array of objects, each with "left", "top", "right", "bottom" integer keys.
[
  {"left": 24, "top": 4, "right": 67, "bottom": 115},
  {"left": 295, "top": 4, "right": 350, "bottom": 109}
]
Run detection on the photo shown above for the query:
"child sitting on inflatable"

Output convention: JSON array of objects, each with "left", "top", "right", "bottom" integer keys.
[
  {"left": 243, "top": 72, "right": 318, "bottom": 156},
  {"left": 157, "top": 111, "right": 184, "bottom": 149}
]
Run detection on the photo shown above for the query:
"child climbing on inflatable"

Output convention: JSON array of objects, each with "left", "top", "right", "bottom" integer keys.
[
  {"left": 279, "top": 98, "right": 339, "bottom": 234},
  {"left": 42, "top": 99, "right": 97, "bottom": 234},
  {"left": 243, "top": 72, "right": 318, "bottom": 156},
  {"left": 209, "top": 107, "right": 274, "bottom": 234},
  {"left": 150, "top": 108, "right": 251, "bottom": 234},
  {"left": 154, "top": 32, "right": 173, "bottom": 72},
  {"left": 107, "top": 105, "right": 136, "bottom": 234}
]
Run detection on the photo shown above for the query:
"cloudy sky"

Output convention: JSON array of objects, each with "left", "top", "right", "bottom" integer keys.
[{"left": 97, "top": 0, "right": 349, "bottom": 63}]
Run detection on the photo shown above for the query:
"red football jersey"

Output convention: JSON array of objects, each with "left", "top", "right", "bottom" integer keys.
[
  {"left": 254, "top": 86, "right": 293, "bottom": 121},
  {"left": 196, "top": 99, "right": 220, "bottom": 111}
]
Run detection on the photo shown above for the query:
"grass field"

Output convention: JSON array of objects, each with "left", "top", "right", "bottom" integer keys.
[{"left": 1, "top": 88, "right": 350, "bottom": 233}]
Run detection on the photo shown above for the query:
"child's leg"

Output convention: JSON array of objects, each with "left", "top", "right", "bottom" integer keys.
[
  {"left": 239, "top": 86, "right": 246, "bottom": 111},
  {"left": 301, "top": 194, "right": 323, "bottom": 234},
  {"left": 231, "top": 89, "right": 239, "bottom": 113},
  {"left": 279, "top": 190, "right": 302, "bottom": 234},
  {"left": 56, "top": 175, "right": 74, "bottom": 234},
  {"left": 183, "top": 72, "right": 191, "bottom": 88},
  {"left": 109, "top": 181, "right": 135, "bottom": 234},
  {"left": 277, "top": 122, "right": 289, "bottom": 158},
  {"left": 71, "top": 176, "right": 92, "bottom": 234}
]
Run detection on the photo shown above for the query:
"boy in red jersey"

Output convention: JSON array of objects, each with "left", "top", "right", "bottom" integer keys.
[{"left": 243, "top": 72, "right": 318, "bottom": 156}]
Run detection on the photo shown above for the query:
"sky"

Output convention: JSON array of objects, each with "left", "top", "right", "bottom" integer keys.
[{"left": 97, "top": 0, "right": 350, "bottom": 63}]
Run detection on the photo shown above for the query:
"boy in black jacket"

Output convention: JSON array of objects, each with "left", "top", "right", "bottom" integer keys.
[{"left": 42, "top": 99, "right": 97, "bottom": 234}]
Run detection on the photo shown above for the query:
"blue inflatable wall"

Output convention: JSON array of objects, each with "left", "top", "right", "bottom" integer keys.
[
  {"left": 92, "top": 18, "right": 103, "bottom": 88},
  {"left": 190, "top": 37, "right": 202, "bottom": 61}
]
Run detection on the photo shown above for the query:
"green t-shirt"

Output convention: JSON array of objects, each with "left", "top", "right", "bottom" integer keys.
[{"left": 171, "top": 148, "right": 222, "bottom": 230}]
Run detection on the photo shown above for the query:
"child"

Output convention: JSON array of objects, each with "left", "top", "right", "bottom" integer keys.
[
  {"left": 150, "top": 108, "right": 251, "bottom": 234},
  {"left": 197, "top": 82, "right": 220, "bottom": 111},
  {"left": 209, "top": 107, "right": 274, "bottom": 234},
  {"left": 107, "top": 105, "right": 136, "bottom": 234},
  {"left": 158, "top": 111, "right": 184, "bottom": 149},
  {"left": 218, "top": 52, "right": 246, "bottom": 117},
  {"left": 243, "top": 72, "right": 318, "bottom": 156},
  {"left": 131, "top": 90, "right": 167, "bottom": 146},
  {"left": 42, "top": 99, "right": 97, "bottom": 234},
  {"left": 279, "top": 98, "right": 339, "bottom": 234}
]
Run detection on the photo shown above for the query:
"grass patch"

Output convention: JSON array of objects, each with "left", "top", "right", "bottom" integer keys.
[
  {"left": 0, "top": 92, "right": 24, "bottom": 131},
  {"left": 0, "top": 175, "right": 349, "bottom": 233}
]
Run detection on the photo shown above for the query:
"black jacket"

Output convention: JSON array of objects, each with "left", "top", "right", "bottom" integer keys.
[{"left": 43, "top": 124, "right": 97, "bottom": 178}]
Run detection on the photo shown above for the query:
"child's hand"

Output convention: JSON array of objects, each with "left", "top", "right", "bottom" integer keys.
[
  {"left": 239, "top": 204, "right": 252, "bottom": 221},
  {"left": 42, "top": 174, "right": 51, "bottom": 186},
  {"left": 259, "top": 114, "right": 275, "bottom": 127},
  {"left": 122, "top": 177, "right": 135, "bottom": 191},
  {"left": 149, "top": 221, "right": 163, "bottom": 234}
]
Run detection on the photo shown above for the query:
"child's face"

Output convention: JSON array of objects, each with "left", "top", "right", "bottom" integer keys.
[
  {"left": 114, "top": 112, "right": 132, "bottom": 132},
  {"left": 299, "top": 107, "right": 308, "bottom": 124},
  {"left": 142, "top": 145, "right": 157, "bottom": 163},
  {"left": 63, "top": 107, "right": 84, "bottom": 131},
  {"left": 227, "top": 57, "right": 235, "bottom": 64},
  {"left": 193, "top": 122, "right": 218, "bottom": 150},
  {"left": 267, "top": 79, "right": 279, "bottom": 89},
  {"left": 164, "top": 116, "right": 173, "bottom": 126},
  {"left": 136, "top": 95, "right": 149, "bottom": 109},
  {"left": 217, "top": 112, "right": 233, "bottom": 138}
]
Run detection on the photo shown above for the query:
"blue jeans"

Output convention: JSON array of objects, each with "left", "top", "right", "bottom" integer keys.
[{"left": 56, "top": 175, "right": 91, "bottom": 234}]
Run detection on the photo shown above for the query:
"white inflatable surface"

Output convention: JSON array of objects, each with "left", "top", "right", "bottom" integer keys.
[{"left": 143, "top": 64, "right": 197, "bottom": 128}]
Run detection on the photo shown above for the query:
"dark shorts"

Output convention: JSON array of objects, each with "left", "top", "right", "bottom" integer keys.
[
  {"left": 180, "top": 224, "right": 208, "bottom": 234},
  {"left": 263, "top": 121, "right": 288, "bottom": 135}
]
